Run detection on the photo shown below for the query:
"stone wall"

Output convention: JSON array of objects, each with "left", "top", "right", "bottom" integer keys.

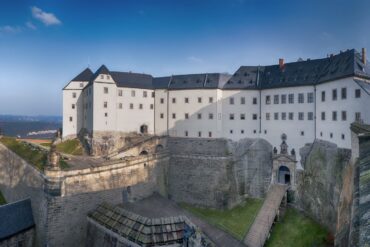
[
  {"left": 0, "top": 228, "right": 35, "bottom": 247},
  {"left": 167, "top": 137, "right": 273, "bottom": 209},
  {"left": 0, "top": 143, "right": 47, "bottom": 246},
  {"left": 296, "top": 140, "right": 351, "bottom": 233}
]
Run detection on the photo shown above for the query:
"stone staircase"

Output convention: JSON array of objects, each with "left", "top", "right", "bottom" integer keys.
[{"left": 244, "top": 184, "right": 288, "bottom": 247}]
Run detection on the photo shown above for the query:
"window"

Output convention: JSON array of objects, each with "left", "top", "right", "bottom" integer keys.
[
  {"left": 298, "top": 93, "right": 304, "bottom": 103},
  {"left": 139, "top": 104, "right": 143, "bottom": 109},
  {"left": 274, "top": 112, "right": 279, "bottom": 120},
  {"left": 240, "top": 114, "right": 245, "bottom": 120},
  {"left": 241, "top": 130, "right": 244, "bottom": 134},
  {"left": 332, "top": 111, "right": 337, "bottom": 121},
  {"left": 107, "top": 75, "right": 110, "bottom": 80},
  {"left": 266, "top": 113, "right": 270, "bottom": 120},
  {"left": 208, "top": 132, "right": 212, "bottom": 137},
  {"left": 342, "top": 111, "right": 347, "bottom": 121},
  {"left": 229, "top": 97, "right": 234, "bottom": 104},
  {"left": 265, "top": 95, "right": 271, "bottom": 104},
  {"left": 100, "top": 75, "right": 104, "bottom": 79},
  {"left": 355, "top": 89, "right": 361, "bottom": 98},
  {"left": 72, "top": 92, "right": 76, "bottom": 98},
  {"left": 274, "top": 95, "right": 279, "bottom": 104},
  {"left": 301, "top": 131, "right": 305, "bottom": 136},
  {"left": 185, "top": 113, "right": 189, "bottom": 119},
  {"left": 241, "top": 97, "right": 245, "bottom": 104},
  {"left": 230, "top": 114, "right": 235, "bottom": 120},
  {"left": 253, "top": 97, "right": 257, "bottom": 105},
  {"left": 104, "top": 112, "right": 108, "bottom": 117},
  {"left": 289, "top": 112, "right": 294, "bottom": 120},
  {"left": 185, "top": 131, "right": 188, "bottom": 137},
  {"left": 355, "top": 112, "right": 361, "bottom": 122},
  {"left": 198, "top": 97, "right": 202, "bottom": 103},
  {"left": 209, "top": 113, "right": 214, "bottom": 119},
  {"left": 332, "top": 89, "right": 337, "bottom": 100},
  {"left": 282, "top": 112, "right": 286, "bottom": 120},
  {"left": 118, "top": 90, "right": 123, "bottom": 96},
  {"left": 197, "top": 113, "right": 202, "bottom": 119},
  {"left": 160, "top": 113, "right": 164, "bottom": 119},
  {"left": 341, "top": 88, "right": 347, "bottom": 99},
  {"left": 72, "top": 104, "right": 75, "bottom": 109},
  {"left": 103, "top": 101, "right": 107, "bottom": 108},
  {"left": 281, "top": 94, "right": 287, "bottom": 104},
  {"left": 69, "top": 116, "right": 73, "bottom": 122},
  {"left": 198, "top": 131, "right": 202, "bottom": 137},
  {"left": 130, "top": 103, "right": 134, "bottom": 109},
  {"left": 143, "top": 91, "right": 147, "bottom": 97},
  {"left": 160, "top": 98, "right": 164, "bottom": 104},
  {"left": 230, "top": 130, "right": 233, "bottom": 134},
  {"left": 185, "top": 97, "right": 189, "bottom": 103},
  {"left": 104, "top": 87, "right": 108, "bottom": 94},
  {"left": 288, "top": 94, "right": 294, "bottom": 104},
  {"left": 118, "top": 103, "right": 123, "bottom": 109},
  {"left": 321, "top": 91, "right": 326, "bottom": 102},
  {"left": 209, "top": 97, "right": 213, "bottom": 103},
  {"left": 131, "top": 90, "right": 135, "bottom": 97},
  {"left": 252, "top": 114, "right": 258, "bottom": 120},
  {"left": 151, "top": 92, "right": 155, "bottom": 98},
  {"left": 264, "top": 130, "right": 267, "bottom": 134},
  {"left": 172, "top": 113, "right": 176, "bottom": 119},
  {"left": 172, "top": 98, "right": 176, "bottom": 103},
  {"left": 254, "top": 130, "right": 257, "bottom": 134},
  {"left": 298, "top": 112, "right": 304, "bottom": 120},
  {"left": 320, "top": 132, "right": 323, "bottom": 137},
  {"left": 308, "top": 112, "right": 314, "bottom": 120},
  {"left": 321, "top": 112, "right": 326, "bottom": 120},
  {"left": 330, "top": 133, "right": 333, "bottom": 138},
  {"left": 307, "top": 92, "right": 314, "bottom": 103},
  {"left": 150, "top": 104, "right": 154, "bottom": 110},
  {"left": 80, "top": 83, "right": 84, "bottom": 87}
]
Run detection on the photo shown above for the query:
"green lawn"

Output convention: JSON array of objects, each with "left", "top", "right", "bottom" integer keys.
[
  {"left": 40, "top": 142, "right": 52, "bottom": 147},
  {"left": 0, "top": 136, "right": 47, "bottom": 171},
  {"left": 265, "top": 207, "right": 330, "bottom": 247},
  {"left": 0, "top": 191, "right": 6, "bottom": 205},
  {"left": 56, "top": 139, "right": 84, "bottom": 155},
  {"left": 181, "top": 198, "right": 263, "bottom": 240}
]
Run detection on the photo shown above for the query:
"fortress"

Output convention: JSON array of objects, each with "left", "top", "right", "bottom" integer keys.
[
  {"left": 63, "top": 48, "right": 370, "bottom": 159},
  {"left": 0, "top": 49, "right": 369, "bottom": 247}
]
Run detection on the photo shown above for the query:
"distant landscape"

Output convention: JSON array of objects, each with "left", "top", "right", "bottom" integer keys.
[{"left": 0, "top": 115, "right": 62, "bottom": 139}]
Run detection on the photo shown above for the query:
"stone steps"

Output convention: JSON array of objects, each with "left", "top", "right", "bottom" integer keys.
[{"left": 244, "top": 184, "right": 288, "bottom": 247}]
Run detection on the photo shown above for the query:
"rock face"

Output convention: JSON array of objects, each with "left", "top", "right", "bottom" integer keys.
[
  {"left": 296, "top": 140, "right": 351, "bottom": 233},
  {"left": 167, "top": 137, "right": 273, "bottom": 209}
]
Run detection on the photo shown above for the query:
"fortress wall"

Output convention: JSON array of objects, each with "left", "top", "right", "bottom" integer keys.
[
  {"left": 167, "top": 137, "right": 273, "bottom": 209},
  {"left": 44, "top": 155, "right": 169, "bottom": 247},
  {"left": 0, "top": 143, "right": 47, "bottom": 246}
]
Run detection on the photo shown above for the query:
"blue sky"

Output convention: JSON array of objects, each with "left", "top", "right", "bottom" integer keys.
[{"left": 0, "top": 0, "right": 369, "bottom": 116}]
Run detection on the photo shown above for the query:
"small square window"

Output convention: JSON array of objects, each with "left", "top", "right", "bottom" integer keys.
[
  {"left": 341, "top": 88, "right": 347, "bottom": 99},
  {"left": 240, "top": 114, "right": 245, "bottom": 120},
  {"left": 151, "top": 92, "right": 155, "bottom": 98},
  {"left": 103, "top": 101, "right": 107, "bottom": 108},
  {"left": 308, "top": 112, "right": 314, "bottom": 120},
  {"left": 229, "top": 97, "right": 234, "bottom": 105},
  {"left": 106, "top": 75, "right": 110, "bottom": 80},
  {"left": 342, "top": 134, "right": 345, "bottom": 140},
  {"left": 69, "top": 116, "right": 73, "bottom": 122},
  {"left": 160, "top": 98, "right": 164, "bottom": 104},
  {"left": 266, "top": 95, "right": 271, "bottom": 104},
  {"left": 241, "top": 130, "right": 244, "bottom": 134},
  {"left": 281, "top": 94, "right": 287, "bottom": 104},
  {"left": 301, "top": 131, "right": 304, "bottom": 136},
  {"left": 198, "top": 97, "right": 202, "bottom": 103},
  {"left": 160, "top": 113, "right": 164, "bottom": 119},
  {"left": 332, "top": 111, "right": 337, "bottom": 121},
  {"left": 341, "top": 111, "right": 347, "bottom": 121},
  {"left": 172, "top": 113, "right": 176, "bottom": 119},
  {"left": 100, "top": 75, "right": 104, "bottom": 79},
  {"left": 209, "top": 113, "right": 214, "bottom": 119},
  {"left": 252, "top": 114, "right": 258, "bottom": 120},
  {"left": 131, "top": 90, "right": 135, "bottom": 97},
  {"left": 321, "top": 112, "right": 326, "bottom": 120},
  {"left": 274, "top": 95, "right": 279, "bottom": 104},
  {"left": 197, "top": 113, "right": 202, "bottom": 119},
  {"left": 185, "top": 97, "right": 189, "bottom": 103},
  {"left": 72, "top": 104, "right": 75, "bottom": 109},
  {"left": 118, "top": 90, "right": 123, "bottom": 96},
  {"left": 264, "top": 130, "right": 267, "bottom": 134},
  {"left": 330, "top": 133, "right": 333, "bottom": 138},
  {"left": 185, "top": 131, "right": 188, "bottom": 137},
  {"left": 130, "top": 103, "right": 134, "bottom": 109},
  {"left": 104, "top": 87, "right": 108, "bottom": 94},
  {"left": 332, "top": 89, "right": 337, "bottom": 101},
  {"left": 321, "top": 91, "right": 326, "bottom": 102},
  {"left": 298, "top": 93, "right": 304, "bottom": 103},
  {"left": 172, "top": 98, "right": 176, "bottom": 103},
  {"left": 72, "top": 92, "right": 77, "bottom": 98},
  {"left": 139, "top": 104, "right": 143, "bottom": 109},
  {"left": 208, "top": 132, "right": 212, "bottom": 137},
  {"left": 274, "top": 112, "right": 279, "bottom": 120},
  {"left": 241, "top": 97, "right": 245, "bottom": 104},
  {"left": 143, "top": 91, "right": 147, "bottom": 97},
  {"left": 355, "top": 89, "right": 361, "bottom": 98},
  {"left": 253, "top": 97, "right": 257, "bottom": 105},
  {"left": 266, "top": 113, "right": 270, "bottom": 120},
  {"left": 288, "top": 94, "right": 294, "bottom": 104},
  {"left": 307, "top": 92, "right": 314, "bottom": 103},
  {"left": 253, "top": 130, "right": 257, "bottom": 134},
  {"left": 289, "top": 112, "right": 294, "bottom": 120},
  {"left": 118, "top": 103, "right": 123, "bottom": 109},
  {"left": 282, "top": 112, "right": 286, "bottom": 120},
  {"left": 198, "top": 131, "right": 202, "bottom": 137},
  {"left": 104, "top": 112, "right": 108, "bottom": 117},
  {"left": 298, "top": 112, "right": 304, "bottom": 120},
  {"left": 230, "top": 130, "right": 233, "bottom": 134},
  {"left": 80, "top": 83, "right": 84, "bottom": 87},
  {"left": 320, "top": 132, "right": 323, "bottom": 137},
  {"left": 209, "top": 97, "right": 213, "bottom": 103},
  {"left": 229, "top": 114, "right": 234, "bottom": 120},
  {"left": 150, "top": 104, "right": 154, "bottom": 110},
  {"left": 185, "top": 113, "right": 189, "bottom": 119}
]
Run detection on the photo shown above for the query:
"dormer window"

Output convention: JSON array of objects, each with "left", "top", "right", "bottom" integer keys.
[
  {"left": 100, "top": 75, "right": 104, "bottom": 79},
  {"left": 107, "top": 75, "right": 110, "bottom": 80}
]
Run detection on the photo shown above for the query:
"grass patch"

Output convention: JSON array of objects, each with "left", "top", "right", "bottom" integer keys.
[
  {"left": 0, "top": 191, "right": 6, "bottom": 205},
  {"left": 265, "top": 207, "right": 330, "bottom": 247},
  {"left": 181, "top": 198, "right": 263, "bottom": 240},
  {"left": 59, "top": 159, "right": 70, "bottom": 170},
  {"left": 0, "top": 136, "right": 47, "bottom": 171},
  {"left": 40, "top": 142, "right": 52, "bottom": 147},
  {"left": 56, "top": 139, "right": 84, "bottom": 155}
]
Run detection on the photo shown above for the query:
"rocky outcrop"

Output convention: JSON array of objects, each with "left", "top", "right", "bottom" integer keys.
[{"left": 296, "top": 140, "right": 351, "bottom": 233}]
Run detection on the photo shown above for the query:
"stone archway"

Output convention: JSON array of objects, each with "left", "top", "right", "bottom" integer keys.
[
  {"left": 139, "top": 150, "right": 148, "bottom": 155},
  {"left": 140, "top": 124, "right": 148, "bottom": 134},
  {"left": 278, "top": 166, "right": 291, "bottom": 185},
  {"left": 155, "top": 144, "right": 164, "bottom": 153}
]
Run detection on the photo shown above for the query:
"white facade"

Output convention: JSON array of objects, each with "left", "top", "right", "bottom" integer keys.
[{"left": 63, "top": 51, "right": 370, "bottom": 158}]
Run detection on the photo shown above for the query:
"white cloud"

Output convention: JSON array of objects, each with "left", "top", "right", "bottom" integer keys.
[
  {"left": 187, "top": 56, "right": 203, "bottom": 63},
  {"left": 26, "top": 21, "right": 37, "bottom": 30},
  {"left": 31, "top": 6, "right": 61, "bottom": 26},
  {"left": 0, "top": 25, "right": 21, "bottom": 34}
]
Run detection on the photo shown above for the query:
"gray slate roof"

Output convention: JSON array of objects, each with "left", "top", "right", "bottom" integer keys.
[
  {"left": 0, "top": 199, "right": 35, "bottom": 240},
  {"left": 71, "top": 68, "right": 93, "bottom": 82},
  {"left": 69, "top": 49, "right": 370, "bottom": 90}
]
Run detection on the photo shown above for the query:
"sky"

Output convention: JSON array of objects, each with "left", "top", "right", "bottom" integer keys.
[{"left": 0, "top": 0, "right": 369, "bottom": 116}]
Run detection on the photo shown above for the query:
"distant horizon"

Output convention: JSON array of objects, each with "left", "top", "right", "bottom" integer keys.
[{"left": 1, "top": 0, "right": 369, "bottom": 115}]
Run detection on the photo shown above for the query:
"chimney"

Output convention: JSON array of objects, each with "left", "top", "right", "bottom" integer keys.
[
  {"left": 362, "top": 48, "right": 366, "bottom": 65},
  {"left": 279, "top": 58, "right": 285, "bottom": 70}
]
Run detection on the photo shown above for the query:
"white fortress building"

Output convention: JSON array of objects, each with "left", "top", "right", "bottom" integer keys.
[{"left": 63, "top": 48, "right": 370, "bottom": 158}]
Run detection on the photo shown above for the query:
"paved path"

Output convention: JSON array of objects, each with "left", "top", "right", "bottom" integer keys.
[
  {"left": 121, "top": 194, "right": 246, "bottom": 247},
  {"left": 244, "top": 184, "right": 288, "bottom": 247}
]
